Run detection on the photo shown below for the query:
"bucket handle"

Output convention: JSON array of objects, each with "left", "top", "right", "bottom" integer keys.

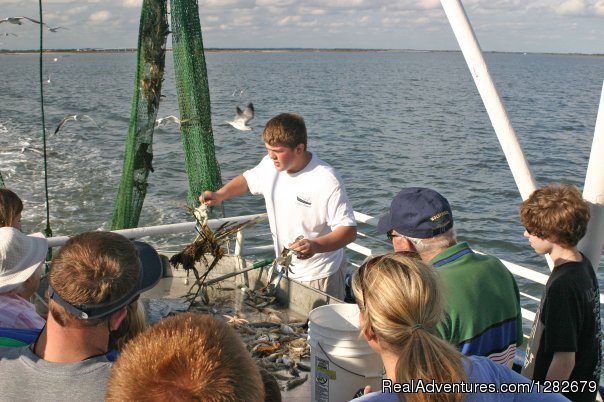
[{"left": 316, "top": 341, "right": 383, "bottom": 379}]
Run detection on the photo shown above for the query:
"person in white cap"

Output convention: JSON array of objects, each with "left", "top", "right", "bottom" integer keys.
[{"left": 0, "top": 227, "right": 47, "bottom": 329}]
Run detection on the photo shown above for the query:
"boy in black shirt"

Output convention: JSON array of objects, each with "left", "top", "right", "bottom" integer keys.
[{"left": 520, "top": 184, "right": 601, "bottom": 402}]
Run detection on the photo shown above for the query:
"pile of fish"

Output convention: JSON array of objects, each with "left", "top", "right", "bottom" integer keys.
[
  {"left": 230, "top": 318, "right": 310, "bottom": 391},
  {"left": 225, "top": 299, "right": 311, "bottom": 391},
  {"left": 189, "top": 284, "right": 311, "bottom": 392},
  {"left": 170, "top": 209, "right": 311, "bottom": 392}
]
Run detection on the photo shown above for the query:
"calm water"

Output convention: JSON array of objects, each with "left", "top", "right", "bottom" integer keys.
[{"left": 1, "top": 51, "right": 603, "bottom": 311}]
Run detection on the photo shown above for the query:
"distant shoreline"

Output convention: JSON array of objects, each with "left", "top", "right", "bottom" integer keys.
[{"left": 0, "top": 48, "right": 602, "bottom": 57}]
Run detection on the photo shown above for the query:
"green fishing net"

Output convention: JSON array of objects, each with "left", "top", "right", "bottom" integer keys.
[
  {"left": 170, "top": 0, "right": 222, "bottom": 206},
  {"left": 110, "top": 0, "right": 168, "bottom": 230},
  {"left": 111, "top": 0, "right": 222, "bottom": 229}
]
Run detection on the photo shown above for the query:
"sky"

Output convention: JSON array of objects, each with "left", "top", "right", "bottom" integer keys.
[{"left": 0, "top": 0, "right": 603, "bottom": 54}]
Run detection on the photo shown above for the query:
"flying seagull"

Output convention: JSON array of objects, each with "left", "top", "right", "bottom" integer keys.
[
  {"left": 53, "top": 114, "right": 97, "bottom": 135},
  {"left": 226, "top": 103, "right": 254, "bottom": 131},
  {"left": 0, "top": 16, "right": 42, "bottom": 25},
  {"left": 154, "top": 115, "right": 181, "bottom": 128},
  {"left": 47, "top": 26, "right": 67, "bottom": 33}
]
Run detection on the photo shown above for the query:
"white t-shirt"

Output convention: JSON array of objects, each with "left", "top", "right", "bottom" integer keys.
[{"left": 243, "top": 153, "right": 356, "bottom": 281}]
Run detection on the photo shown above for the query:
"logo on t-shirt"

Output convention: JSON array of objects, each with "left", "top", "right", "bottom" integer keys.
[{"left": 296, "top": 194, "right": 312, "bottom": 207}]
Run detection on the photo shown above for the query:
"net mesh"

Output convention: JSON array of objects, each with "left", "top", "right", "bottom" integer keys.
[
  {"left": 110, "top": 0, "right": 169, "bottom": 230},
  {"left": 170, "top": 0, "right": 222, "bottom": 206}
]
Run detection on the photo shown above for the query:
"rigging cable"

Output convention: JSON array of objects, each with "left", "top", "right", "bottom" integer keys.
[{"left": 37, "top": 0, "right": 52, "bottom": 240}]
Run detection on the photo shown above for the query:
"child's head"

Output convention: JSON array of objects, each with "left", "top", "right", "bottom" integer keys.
[
  {"left": 262, "top": 113, "right": 307, "bottom": 150},
  {"left": 519, "top": 184, "right": 590, "bottom": 248},
  {"left": 106, "top": 313, "right": 265, "bottom": 402},
  {"left": 0, "top": 188, "right": 23, "bottom": 230}
]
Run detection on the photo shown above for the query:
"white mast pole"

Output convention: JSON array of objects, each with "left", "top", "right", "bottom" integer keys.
[
  {"left": 578, "top": 83, "right": 604, "bottom": 271},
  {"left": 439, "top": 0, "right": 537, "bottom": 200}
]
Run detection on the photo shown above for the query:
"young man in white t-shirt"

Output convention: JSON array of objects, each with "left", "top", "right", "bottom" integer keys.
[{"left": 201, "top": 113, "right": 356, "bottom": 299}]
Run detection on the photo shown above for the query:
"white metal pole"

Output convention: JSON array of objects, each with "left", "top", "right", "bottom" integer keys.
[
  {"left": 439, "top": 0, "right": 537, "bottom": 200},
  {"left": 578, "top": 82, "right": 604, "bottom": 271}
]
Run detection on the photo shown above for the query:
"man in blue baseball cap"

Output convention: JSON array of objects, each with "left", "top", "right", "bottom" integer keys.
[
  {"left": 0, "top": 231, "right": 162, "bottom": 401},
  {"left": 378, "top": 187, "right": 523, "bottom": 368}
]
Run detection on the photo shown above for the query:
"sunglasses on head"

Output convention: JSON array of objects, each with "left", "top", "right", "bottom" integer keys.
[
  {"left": 357, "top": 255, "right": 383, "bottom": 311},
  {"left": 357, "top": 251, "right": 420, "bottom": 309}
]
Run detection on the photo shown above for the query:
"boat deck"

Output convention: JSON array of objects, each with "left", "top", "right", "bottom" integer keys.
[{"left": 141, "top": 254, "right": 323, "bottom": 401}]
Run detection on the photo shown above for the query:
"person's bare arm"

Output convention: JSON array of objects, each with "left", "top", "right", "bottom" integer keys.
[
  {"left": 289, "top": 226, "right": 357, "bottom": 259},
  {"left": 546, "top": 352, "right": 575, "bottom": 381},
  {"left": 199, "top": 175, "right": 249, "bottom": 206}
]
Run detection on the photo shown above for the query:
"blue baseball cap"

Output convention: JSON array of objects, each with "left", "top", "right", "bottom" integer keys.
[{"left": 377, "top": 187, "right": 453, "bottom": 239}]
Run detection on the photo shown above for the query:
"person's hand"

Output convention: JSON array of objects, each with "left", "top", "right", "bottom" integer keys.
[
  {"left": 363, "top": 385, "right": 372, "bottom": 395},
  {"left": 199, "top": 190, "right": 223, "bottom": 206},
  {"left": 288, "top": 237, "right": 316, "bottom": 259}
]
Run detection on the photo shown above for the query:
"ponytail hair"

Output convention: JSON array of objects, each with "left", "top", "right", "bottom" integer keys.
[{"left": 352, "top": 253, "right": 467, "bottom": 402}]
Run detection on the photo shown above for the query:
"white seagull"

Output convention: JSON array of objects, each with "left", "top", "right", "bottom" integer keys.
[
  {"left": 53, "top": 114, "right": 97, "bottom": 135},
  {"left": 47, "top": 26, "right": 67, "bottom": 33},
  {"left": 154, "top": 115, "right": 181, "bottom": 128},
  {"left": 0, "top": 16, "right": 42, "bottom": 25},
  {"left": 226, "top": 103, "right": 254, "bottom": 131}
]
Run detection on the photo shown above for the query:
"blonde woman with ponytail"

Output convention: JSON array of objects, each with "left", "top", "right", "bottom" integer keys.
[{"left": 350, "top": 253, "right": 567, "bottom": 402}]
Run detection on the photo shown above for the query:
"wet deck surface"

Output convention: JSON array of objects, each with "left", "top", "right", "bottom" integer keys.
[{"left": 282, "top": 378, "right": 310, "bottom": 401}]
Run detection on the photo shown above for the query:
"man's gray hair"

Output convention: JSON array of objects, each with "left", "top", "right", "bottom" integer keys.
[{"left": 405, "top": 228, "right": 457, "bottom": 255}]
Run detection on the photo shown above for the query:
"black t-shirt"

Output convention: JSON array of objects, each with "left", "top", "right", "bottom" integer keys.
[{"left": 522, "top": 256, "right": 601, "bottom": 402}]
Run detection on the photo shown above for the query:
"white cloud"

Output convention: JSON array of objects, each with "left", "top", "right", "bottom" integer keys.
[
  {"left": 304, "top": 8, "right": 328, "bottom": 16},
  {"left": 88, "top": 10, "right": 112, "bottom": 23},
  {"left": 412, "top": 16, "right": 431, "bottom": 25},
  {"left": 1, "top": 0, "right": 603, "bottom": 53},
  {"left": 297, "top": 19, "right": 319, "bottom": 28},
  {"left": 417, "top": 0, "right": 440, "bottom": 9},
  {"left": 122, "top": 0, "right": 142, "bottom": 8},
  {"left": 556, "top": 0, "right": 587, "bottom": 15},
  {"left": 256, "top": 0, "right": 297, "bottom": 6},
  {"left": 200, "top": 0, "right": 255, "bottom": 8},
  {"left": 276, "top": 15, "right": 301, "bottom": 26},
  {"left": 63, "top": 6, "right": 89, "bottom": 16}
]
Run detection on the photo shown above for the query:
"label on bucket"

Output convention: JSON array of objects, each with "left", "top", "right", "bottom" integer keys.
[{"left": 314, "top": 356, "right": 331, "bottom": 402}]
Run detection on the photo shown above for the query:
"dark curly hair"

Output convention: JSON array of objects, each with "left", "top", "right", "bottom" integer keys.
[{"left": 519, "top": 184, "right": 590, "bottom": 248}]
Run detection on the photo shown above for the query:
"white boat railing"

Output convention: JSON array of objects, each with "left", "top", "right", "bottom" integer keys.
[
  {"left": 351, "top": 212, "right": 603, "bottom": 325},
  {"left": 43, "top": 209, "right": 603, "bottom": 329}
]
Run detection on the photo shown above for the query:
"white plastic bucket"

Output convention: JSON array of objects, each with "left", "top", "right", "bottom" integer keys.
[{"left": 308, "top": 304, "right": 383, "bottom": 402}]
